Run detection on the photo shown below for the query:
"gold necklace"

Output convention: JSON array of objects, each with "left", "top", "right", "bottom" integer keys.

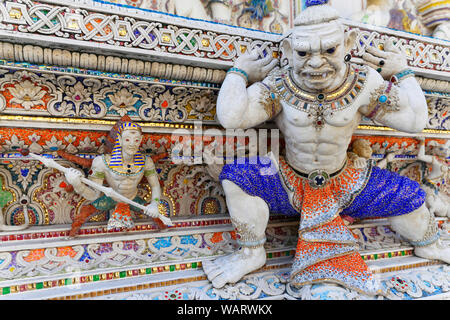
[{"left": 274, "top": 64, "right": 368, "bottom": 130}]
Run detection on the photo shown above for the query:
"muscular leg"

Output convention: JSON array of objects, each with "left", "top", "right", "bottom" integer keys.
[
  {"left": 202, "top": 180, "right": 270, "bottom": 288},
  {"left": 389, "top": 203, "right": 450, "bottom": 263}
]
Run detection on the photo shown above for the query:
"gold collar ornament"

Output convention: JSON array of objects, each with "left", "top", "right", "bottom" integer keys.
[{"left": 273, "top": 64, "right": 368, "bottom": 130}]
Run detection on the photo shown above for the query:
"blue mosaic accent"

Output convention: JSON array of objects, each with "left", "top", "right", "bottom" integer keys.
[
  {"left": 219, "top": 156, "right": 299, "bottom": 216},
  {"left": 227, "top": 67, "right": 249, "bottom": 81},
  {"left": 305, "top": 0, "right": 329, "bottom": 8},
  {"left": 409, "top": 230, "right": 441, "bottom": 247},
  {"left": 152, "top": 237, "right": 173, "bottom": 250},
  {"left": 180, "top": 235, "right": 199, "bottom": 246},
  {"left": 424, "top": 90, "right": 450, "bottom": 97},
  {"left": 341, "top": 166, "right": 426, "bottom": 219},
  {"left": 78, "top": 248, "right": 92, "bottom": 263},
  {"left": 242, "top": 0, "right": 273, "bottom": 21}
]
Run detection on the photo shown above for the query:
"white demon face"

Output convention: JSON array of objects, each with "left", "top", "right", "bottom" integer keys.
[{"left": 283, "top": 21, "right": 356, "bottom": 93}]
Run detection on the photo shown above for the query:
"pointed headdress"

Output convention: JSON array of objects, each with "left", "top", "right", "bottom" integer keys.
[{"left": 109, "top": 121, "right": 145, "bottom": 169}]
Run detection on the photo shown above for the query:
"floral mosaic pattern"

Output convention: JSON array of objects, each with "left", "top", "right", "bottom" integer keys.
[
  {"left": 0, "top": 219, "right": 425, "bottom": 283},
  {"left": 0, "top": 70, "right": 218, "bottom": 123},
  {"left": 162, "top": 164, "right": 226, "bottom": 216},
  {"left": 32, "top": 170, "right": 85, "bottom": 225},
  {"left": 1, "top": 69, "right": 449, "bottom": 128}
]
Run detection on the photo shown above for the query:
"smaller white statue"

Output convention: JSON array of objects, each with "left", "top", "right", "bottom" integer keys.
[
  {"left": 63, "top": 121, "right": 164, "bottom": 235},
  {"left": 417, "top": 137, "right": 450, "bottom": 218},
  {"left": 348, "top": 138, "right": 400, "bottom": 170}
]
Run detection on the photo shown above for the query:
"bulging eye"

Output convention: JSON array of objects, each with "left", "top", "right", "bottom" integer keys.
[
  {"left": 297, "top": 51, "right": 307, "bottom": 57},
  {"left": 326, "top": 47, "right": 336, "bottom": 54}
]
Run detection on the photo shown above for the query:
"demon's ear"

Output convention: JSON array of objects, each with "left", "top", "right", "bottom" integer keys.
[
  {"left": 281, "top": 37, "right": 293, "bottom": 67},
  {"left": 344, "top": 29, "right": 358, "bottom": 53}
]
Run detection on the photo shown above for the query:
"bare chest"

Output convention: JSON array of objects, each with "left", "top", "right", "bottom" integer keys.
[
  {"left": 101, "top": 156, "right": 145, "bottom": 187},
  {"left": 278, "top": 100, "right": 360, "bottom": 129},
  {"left": 271, "top": 65, "right": 370, "bottom": 130},
  {"left": 104, "top": 169, "right": 144, "bottom": 185}
]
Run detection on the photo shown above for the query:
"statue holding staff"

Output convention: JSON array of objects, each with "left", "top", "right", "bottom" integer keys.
[{"left": 29, "top": 120, "right": 171, "bottom": 237}]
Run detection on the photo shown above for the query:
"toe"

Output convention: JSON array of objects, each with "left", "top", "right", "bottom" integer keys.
[
  {"left": 202, "top": 260, "right": 215, "bottom": 273},
  {"left": 202, "top": 260, "right": 225, "bottom": 281},
  {"left": 206, "top": 266, "right": 224, "bottom": 280},
  {"left": 212, "top": 274, "right": 228, "bottom": 289}
]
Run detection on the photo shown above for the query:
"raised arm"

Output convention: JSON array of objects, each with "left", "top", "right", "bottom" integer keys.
[
  {"left": 359, "top": 41, "right": 428, "bottom": 133},
  {"left": 217, "top": 50, "right": 279, "bottom": 129}
]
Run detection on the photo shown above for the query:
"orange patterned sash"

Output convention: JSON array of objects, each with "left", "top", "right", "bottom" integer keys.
[
  {"left": 279, "top": 157, "right": 381, "bottom": 295},
  {"left": 108, "top": 202, "right": 134, "bottom": 230}
]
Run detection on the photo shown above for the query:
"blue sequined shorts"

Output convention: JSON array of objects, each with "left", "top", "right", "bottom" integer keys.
[{"left": 219, "top": 157, "right": 426, "bottom": 219}]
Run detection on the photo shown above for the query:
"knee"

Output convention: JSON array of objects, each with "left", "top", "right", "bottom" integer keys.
[
  {"left": 221, "top": 180, "right": 269, "bottom": 216},
  {"left": 222, "top": 179, "right": 244, "bottom": 196},
  {"left": 389, "top": 203, "right": 429, "bottom": 237}
]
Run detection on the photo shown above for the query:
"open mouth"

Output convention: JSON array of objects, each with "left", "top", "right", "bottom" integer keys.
[{"left": 300, "top": 69, "right": 334, "bottom": 82}]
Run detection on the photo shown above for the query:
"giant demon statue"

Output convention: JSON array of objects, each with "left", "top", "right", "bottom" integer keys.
[{"left": 202, "top": 1, "right": 450, "bottom": 296}]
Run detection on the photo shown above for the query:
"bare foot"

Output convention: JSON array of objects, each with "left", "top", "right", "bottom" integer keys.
[
  {"left": 203, "top": 246, "right": 266, "bottom": 288},
  {"left": 414, "top": 239, "right": 450, "bottom": 264}
]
